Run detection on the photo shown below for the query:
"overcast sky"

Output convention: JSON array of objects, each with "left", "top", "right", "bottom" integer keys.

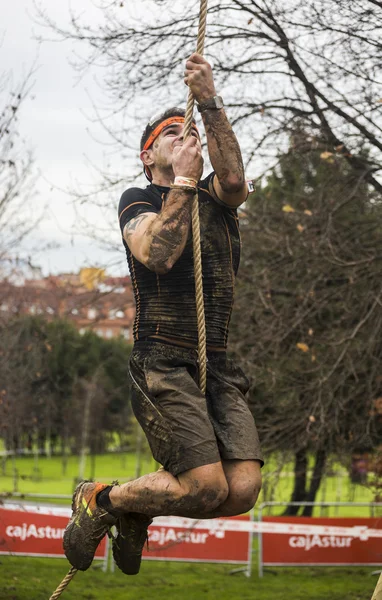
[{"left": 2, "top": 0, "right": 132, "bottom": 277}]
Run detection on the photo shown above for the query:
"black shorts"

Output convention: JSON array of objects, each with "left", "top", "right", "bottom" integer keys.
[{"left": 128, "top": 342, "right": 263, "bottom": 476}]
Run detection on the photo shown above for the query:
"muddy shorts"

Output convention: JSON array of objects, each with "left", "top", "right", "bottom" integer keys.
[{"left": 128, "top": 341, "right": 263, "bottom": 476}]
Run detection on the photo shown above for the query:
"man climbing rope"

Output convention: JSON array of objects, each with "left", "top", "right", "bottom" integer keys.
[{"left": 63, "top": 53, "right": 263, "bottom": 576}]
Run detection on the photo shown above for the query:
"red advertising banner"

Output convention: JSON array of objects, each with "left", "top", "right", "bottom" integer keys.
[
  {"left": 0, "top": 504, "right": 250, "bottom": 565},
  {"left": 262, "top": 516, "right": 382, "bottom": 566},
  {"left": 143, "top": 515, "right": 251, "bottom": 564},
  {"left": 0, "top": 504, "right": 107, "bottom": 560}
]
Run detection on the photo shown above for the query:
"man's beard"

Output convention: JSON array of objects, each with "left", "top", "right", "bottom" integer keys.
[{"left": 155, "top": 161, "right": 174, "bottom": 179}]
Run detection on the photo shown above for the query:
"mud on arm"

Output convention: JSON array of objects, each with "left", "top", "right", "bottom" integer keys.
[
  {"left": 124, "top": 189, "right": 194, "bottom": 274},
  {"left": 202, "top": 109, "right": 247, "bottom": 207}
]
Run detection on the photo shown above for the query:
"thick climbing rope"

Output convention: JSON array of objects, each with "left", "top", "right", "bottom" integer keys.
[
  {"left": 49, "top": 567, "right": 77, "bottom": 600},
  {"left": 183, "top": 0, "right": 208, "bottom": 394},
  {"left": 372, "top": 572, "right": 382, "bottom": 600},
  {"left": 48, "top": 1, "right": 209, "bottom": 597}
]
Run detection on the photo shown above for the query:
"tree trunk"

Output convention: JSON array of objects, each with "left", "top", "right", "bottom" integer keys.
[
  {"left": 284, "top": 449, "right": 307, "bottom": 515},
  {"left": 32, "top": 427, "right": 40, "bottom": 482},
  {"left": 89, "top": 451, "right": 96, "bottom": 481},
  {"left": 62, "top": 426, "right": 69, "bottom": 476},
  {"left": 11, "top": 439, "right": 18, "bottom": 493},
  {"left": 135, "top": 423, "right": 143, "bottom": 479},
  {"left": 302, "top": 449, "right": 327, "bottom": 516},
  {"left": 78, "top": 382, "right": 94, "bottom": 482},
  {"left": 1, "top": 455, "right": 6, "bottom": 477}
]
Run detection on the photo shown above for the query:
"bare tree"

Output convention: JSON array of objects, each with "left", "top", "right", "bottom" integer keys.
[
  {"left": 0, "top": 69, "right": 41, "bottom": 277},
  {"left": 37, "top": 0, "right": 382, "bottom": 194}
]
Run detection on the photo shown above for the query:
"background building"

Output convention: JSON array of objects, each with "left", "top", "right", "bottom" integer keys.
[{"left": 0, "top": 268, "right": 135, "bottom": 341}]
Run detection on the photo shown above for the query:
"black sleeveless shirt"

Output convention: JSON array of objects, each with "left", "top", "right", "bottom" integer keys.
[{"left": 118, "top": 173, "right": 241, "bottom": 350}]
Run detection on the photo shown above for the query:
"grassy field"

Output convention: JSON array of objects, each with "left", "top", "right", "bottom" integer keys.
[
  {"left": 0, "top": 556, "right": 379, "bottom": 600},
  {"left": 0, "top": 452, "right": 145, "bottom": 495},
  {"left": 0, "top": 451, "right": 376, "bottom": 516}
]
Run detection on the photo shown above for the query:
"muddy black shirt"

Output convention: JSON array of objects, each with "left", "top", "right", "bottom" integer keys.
[{"left": 118, "top": 173, "right": 241, "bottom": 350}]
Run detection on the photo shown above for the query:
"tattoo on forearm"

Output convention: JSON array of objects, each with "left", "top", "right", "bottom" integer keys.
[
  {"left": 147, "top": 192, "right": 193, "bottom": 272},
  {"left": 203, "top": 111, "right": 245, "bottom": 191},
  {"left": 124, "top": 214, "right": 150, "bottom": 241}
]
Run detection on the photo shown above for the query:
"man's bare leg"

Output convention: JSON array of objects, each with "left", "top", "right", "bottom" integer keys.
[
  {"left": 109, "top": 461, "right": 229, "bottom": 517},
  {"left": 63, "top": 459, "right": 261, "bottom": 572},
  {"left": 108, "top": 459, "right": 261, "bottom": 519},
  {"left": 188, "top": 459, "right": 262, "bottom": 518}
]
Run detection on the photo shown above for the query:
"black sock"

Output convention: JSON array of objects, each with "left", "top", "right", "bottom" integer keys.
[{"left": 96, "top": 486, "right": 120, "bottom": 517}]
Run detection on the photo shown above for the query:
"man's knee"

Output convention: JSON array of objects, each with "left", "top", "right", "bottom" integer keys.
[
  {"left": 223, "top": 462, "right": 262, "bottom": 515},
  {"left": 192, "top": 482, "right": 229, "bottom": 513},
  {"left": 232, "top": 475, "right": 262, "bottom": 514},
  {"left": 179, "top": 464, "right": 229, "bottom": 513}
]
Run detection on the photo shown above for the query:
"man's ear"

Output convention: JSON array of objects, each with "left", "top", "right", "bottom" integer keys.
[{"left": 140, "top": 149, "right": 154, "bottom": 169}]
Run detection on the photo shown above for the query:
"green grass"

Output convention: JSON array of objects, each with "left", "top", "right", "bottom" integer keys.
[
  {"left": 0, "top": 452, "right": 156, "bottom": 498},
  {"left": 0, "top": 557, "right": 379, "bottom": 600}
]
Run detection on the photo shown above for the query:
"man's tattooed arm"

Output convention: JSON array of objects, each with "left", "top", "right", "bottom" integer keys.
[
  {"left": 123, "top": 189, "right": 194, "bottom": 274},
  {"left": 201, "top": 109, "right": 247, "bottom": 207},
  {"left": 124, "top": 214, "right": 150, "bottom": 243}
]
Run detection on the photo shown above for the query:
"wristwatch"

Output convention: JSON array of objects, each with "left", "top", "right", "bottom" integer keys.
[{"left": 196, "top": 95, "right": 224, "bottom": 113}]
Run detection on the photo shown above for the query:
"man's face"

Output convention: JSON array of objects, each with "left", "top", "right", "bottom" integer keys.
[{"left": 150, "top": 122, "right": 200, "bottom": 171}]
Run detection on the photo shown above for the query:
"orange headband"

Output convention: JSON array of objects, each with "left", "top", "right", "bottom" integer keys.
[{"left": 142, "top": 116, "right": 199, "bottom": 151}]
